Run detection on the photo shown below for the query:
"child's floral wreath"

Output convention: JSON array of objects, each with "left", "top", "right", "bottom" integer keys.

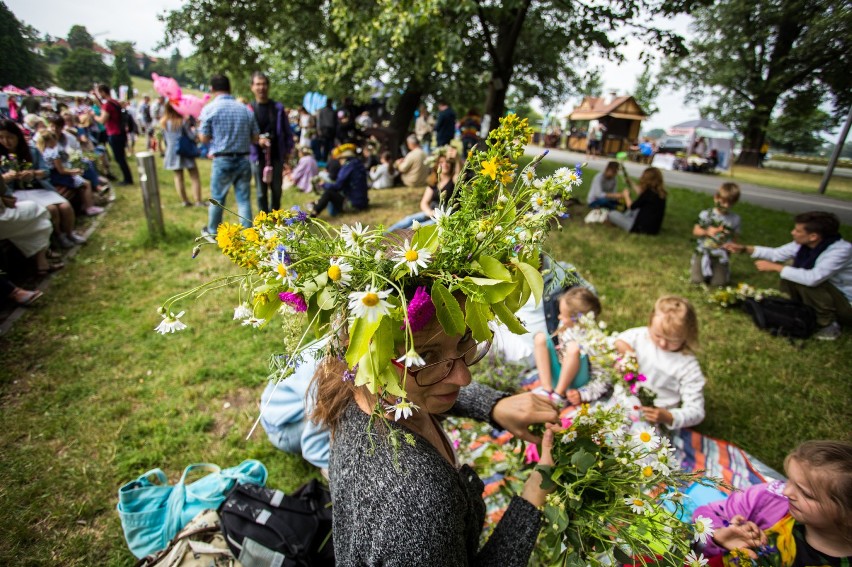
[
  {"left": 706, "top": 282, "right": 783, "bottom": 308},
  {"left": 157, "top": 114, "right": 581, "bottom": 423}
]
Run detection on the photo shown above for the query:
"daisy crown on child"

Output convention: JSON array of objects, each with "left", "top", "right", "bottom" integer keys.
[{"left": 156, "top": 114, "right": 581, "bottom": 427}]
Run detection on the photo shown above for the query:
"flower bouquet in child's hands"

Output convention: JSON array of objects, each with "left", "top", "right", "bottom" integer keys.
[
  {"left": 696, "top": 217, "right": 733, "bottom": 250},
  {"left": 536, "top": 403, "right": 720, "bottom": 567}
]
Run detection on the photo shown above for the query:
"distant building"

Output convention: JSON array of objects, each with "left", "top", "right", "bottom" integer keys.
[{"left": 567, "top": 93, "right": 647, "bottom": 155}]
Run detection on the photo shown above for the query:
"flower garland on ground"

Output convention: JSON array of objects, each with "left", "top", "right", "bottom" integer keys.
[
  {"left": 706, "top": 282, "right": 783, "bottom": 308},
  {"left": 157, "top": 114, "right": 580, "bottom": 429}
]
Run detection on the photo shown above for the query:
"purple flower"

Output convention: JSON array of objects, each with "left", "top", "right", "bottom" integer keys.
[
  {"left": 273, "top": 244, "right": 292, "bottom": 265},
  {"left": 342, "top": 365, "right": 358, "bottom": 382},
  {"left": 513, "top": 244, "right": 523, "bottom": 253},
  {"left": 404, "top": 286, "right": 436, "bottom": 333},
  {"left": 278, "top": 291, "right": 307, "bottom": 312},
  {"left": 624, "top": 372, "right": 635, "bottom": 382},
  {"left": 287, "top": 206, "right": 309, "bottom": 225}
]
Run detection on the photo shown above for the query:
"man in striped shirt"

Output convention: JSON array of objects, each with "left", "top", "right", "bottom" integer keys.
[{"left": 199, "top": 74, "right": 259, "bottom": 241}]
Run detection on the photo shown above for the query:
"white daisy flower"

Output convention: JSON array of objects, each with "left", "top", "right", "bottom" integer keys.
[
  {"left": 392, "top": 240, "right": 431, "bottom": 275},
  {"left": 433, "top": 205, "right": 453, "bottom": 228},
  {"left": 562, "top": 430, "right": 578, "bottom": 444},
  {"left": 242, "top": 316, "right": 266, "bottom": 328},
  {"left": 664, "top": 490, "right": 688, "bottom": 504},
  {"left": 339, "top": 222, "right": 375, "bottom": 252},
  {"left": 327, "top": 258, "right": 353, "bottom": 286},
  {"left": 274, "top": 262, "right": 295, "bottom": 285},
  {"left": 155, "top": 311, "right": 187, "bottom": 334},
  {"left": 521, "top": 168, "right": 536, "bottom": 186},
  {"left": 385, "top": 399, "right": 420, "bottom": 421},
  {"left": 693, "top": 515, "right": 715, "bottom": 544},
  {"left": 348, "top": 285, "right": 393, "bottom": 322},
  {"left": 624, "top": 496, "right": 649, "bottom": 515},
  {"left": 632, "top": 425, "right": 660, "bottom": 452},
  {"left": 411, "top": 220, "right": 421, "bottom": 231},
  {"left": 685, "top": 551, "right": 708, "bottom": 567},
  {"left": 530, "top": 192, "right": 549, "bottom": 212},
  {"left": 233, "top": 303, "right": 253, "bottom": 320},
  {"left": 396, "top": 349, "right": 426, "bottom": 368}
]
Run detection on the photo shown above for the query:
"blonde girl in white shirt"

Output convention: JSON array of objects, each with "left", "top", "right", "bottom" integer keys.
[{"left": 613, "top": 295, "right": 706, "bottom": 429}]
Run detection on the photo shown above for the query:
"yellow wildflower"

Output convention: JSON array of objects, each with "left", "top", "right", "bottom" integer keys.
[{"left": 480, "top": 158, "right": 499, "bottom": 180}]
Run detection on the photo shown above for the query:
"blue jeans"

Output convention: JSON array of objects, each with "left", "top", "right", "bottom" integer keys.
[
  {"left": 608, "top": 209, "right": 637, "bottom": 232},
  {"left": 207, "top": 156, "right": 252, "bottom": 233},
  {"left": 386, "top": 211, "right": 431, "bottom": 233}
]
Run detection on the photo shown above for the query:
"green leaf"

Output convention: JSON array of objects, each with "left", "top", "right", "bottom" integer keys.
[
  {"left": 465, "top": 301, "right": 493, "bottom": 342},
  {"left": 479, "top": 281, "right": 517, "bottom": 303},
  {"left": 353, "top": 317, "right": 395, "bottom": 394},
  {"left": 476, "top": 254, "right": 512, "bottom": 281},
  {"left": 411, "top": 223, "right": 439, "bottom": 252},
  {"left": 464, "top": 276, "right": 507, "bottom": 287},
  {"left": 514, "top": 260, "right": 544, "bottom": 305},
  {"left": 570, "top": 448, "right": 596, "bottom": 474},
  {"left": 345, "top": 316, "right": 381, "bottom": 368},
  {"left": 254, "top": 292, "right": 281, "bottom": 322},
  {"left": 431, "top": 282, "right": 466, "bottom": 336},
  {"left": 491, "top": 301, "right": 527, "bottom": 334},
  {"left": 316, "top": 286, "right": 334, "bottom": 310}
]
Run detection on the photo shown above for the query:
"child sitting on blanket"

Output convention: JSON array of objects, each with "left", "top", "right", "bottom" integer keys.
[
  {"left": 532, "top": 287, "right": 601, "bottom": 407},
  {"left": 574, "top": 295, "right": 706, "bottom": 429},
  {"left": 692, "top": 440, "right": 852, "bottom": 567}
]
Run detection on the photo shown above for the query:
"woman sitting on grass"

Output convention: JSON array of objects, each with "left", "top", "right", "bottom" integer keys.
[
  {"left": 386, "top": 150, "right": 457, "bottom": 232},
  {"left": 607, "top": 166, "right": 667, "bottom": 235}
]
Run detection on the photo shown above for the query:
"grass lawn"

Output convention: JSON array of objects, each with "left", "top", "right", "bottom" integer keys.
[
  {"left": 722, "top": 164, "right": 852, "bottom": 200},
  {"left": 0, "top": 156, "right": 850, "bottom": 565}
]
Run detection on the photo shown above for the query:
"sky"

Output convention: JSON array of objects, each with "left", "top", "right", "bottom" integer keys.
[{"left": 10, "top": 0, "right": 697, "bottom": 132}]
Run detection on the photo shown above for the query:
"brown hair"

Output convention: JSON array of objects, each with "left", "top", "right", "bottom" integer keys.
[
  {"left": 560, "top": 287, "right": 601, "bottom": 323},
  {"left": 649, "top": 295, "right": 699, "bottom": 353},
  {"left": 310, "top": 355, "right": 357, "bottom": 436},
  {"left": 639, "top": 167, "right": 666, "bottom": 199},
  {"left": 160, "top": 101, "right": 184, "bottom": 130},
  {"left": 716, "top": 182, "right": 740, "bottom": 205},
  {"left": 605, "top": 161, "right": 620, "bottom": 174},
  {"left": 785, "top": 440, "right": 852, "bottom": 536},
  {"left": 793, "top": 211, "right": 840, "bottom": 239}
]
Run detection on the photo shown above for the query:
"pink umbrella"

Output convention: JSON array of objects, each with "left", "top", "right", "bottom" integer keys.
[
  {"left": 3, "top": 85, "right": 27, "bottom": 95},
  {"left": 27, "top": 87, "right": 49, "bottom": 97},
  {"left": 151, "top": 73, "right": 182, "bottom": 101},
  {"left": 173, "top": 93, "right": 210, "bottom": 119}
]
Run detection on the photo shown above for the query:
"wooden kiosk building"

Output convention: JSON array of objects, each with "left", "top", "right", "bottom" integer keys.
[{"left": 567, "top": 95, "right": 647, "bottom": 155}]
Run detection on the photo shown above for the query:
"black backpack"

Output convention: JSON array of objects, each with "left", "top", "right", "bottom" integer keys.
[
  {"left": 219, "top": 480, "right": 334, "bottom": 567},
  {"left": 743, "top": 297, "right": 817, "bottom": 339}
]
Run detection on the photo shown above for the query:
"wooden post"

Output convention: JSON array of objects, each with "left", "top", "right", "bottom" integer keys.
[
  {"left": 818, "top": 105, "right": 852, "bottom": 195},
  {"left": 135, "top": 152, "right": 165, "bottom": 238}
]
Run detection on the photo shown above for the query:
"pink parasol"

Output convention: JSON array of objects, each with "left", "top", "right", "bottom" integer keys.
[
  {"left": 3, "top": 85, "right": 28, "bottom": 95},
  {"left": 27, "top": 87, "right": 49, "bottom": 97},
  {"left": 172, "top": 93, "right": 210, "bottom": 119},
  {"left": 151, "top": 73, "right": 182, "bottom": 101}
]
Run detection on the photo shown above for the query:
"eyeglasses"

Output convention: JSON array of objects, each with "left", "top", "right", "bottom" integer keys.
[{"left": 391, "top": 340, "right": 492, "bottom": 387}]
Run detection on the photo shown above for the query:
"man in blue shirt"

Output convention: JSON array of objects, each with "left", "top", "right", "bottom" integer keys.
[
  {"left": 199, "top": 74, "right": 259, "bottom": 240},
  {"left": 308, "top": 146, "right": 368, "bottom": 217}
]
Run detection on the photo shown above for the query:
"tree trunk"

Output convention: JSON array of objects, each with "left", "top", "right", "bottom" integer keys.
[
  {"left": 387, "top": 86, "right": 424, "bottom": 159},
  {"left": 735, "top": 94, "right": 778, "bottom": 167},
  {"left": 481, "top": 0, "right": 531, "bottom": 135}
]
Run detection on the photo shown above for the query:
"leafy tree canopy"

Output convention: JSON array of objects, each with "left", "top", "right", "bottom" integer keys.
[
  {"left": 56, "top": 48, "right": 110, "bottom": 91},
  {"left": 67, "top": 24, "right": 94, "bottom": 50},
  {"left": 0, "top": 2, "right": 51, "bottom": 86}
]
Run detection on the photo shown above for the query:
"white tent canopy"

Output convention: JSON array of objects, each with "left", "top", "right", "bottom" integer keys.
[
  {"left": 666, "top": 119, "right": 737, "bottom": 169},
  {"left": 46, "top": 86, "right": 90, "bottom": 98}
]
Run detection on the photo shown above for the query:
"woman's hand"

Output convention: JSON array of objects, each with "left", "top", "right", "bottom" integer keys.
[
  {"left": 2, "top": 171, "right": 17, "bottom": 183},
  {"left": 69, "top": 168, "right": 82, "bottom": 176},
  {"left": 567, "top": 389, "right": 581, "bottom": 405},
  {"left": 491, "top": 392, "right": 559, "bottom": 443},
  {"left": 520, "top": 425, "right": 556, "bottom": 508},
  {"left": 18, "top": 170, "right": 34, "bottom": 183}
]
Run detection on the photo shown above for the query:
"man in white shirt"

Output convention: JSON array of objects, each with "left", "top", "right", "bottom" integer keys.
[{"left": 725, "top": 211, "right": 852, "bottom": 340}]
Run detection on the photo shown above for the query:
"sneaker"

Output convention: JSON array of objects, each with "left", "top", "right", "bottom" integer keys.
[
  {"left": 814, "top": 321, "right": 841, "bottom": 341},
  {"left": 200, "top": 227, "right": 216, "bottom": 244},
  {"left": 57, "top": 234, "right": 76, "bottom": 249},
  {"left": 84, "top": 206, "right": 104, "bottom": 216},
  {"left": 69, "top": 232, "right": 88, "bottom": 245}
]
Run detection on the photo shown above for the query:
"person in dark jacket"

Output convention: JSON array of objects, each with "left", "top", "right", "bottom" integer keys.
[
  {"left": 249, "top": 72, "right": 295, "bottom": 213},
  {"left": 607, "top": 166, "right": 666, "bottom": 235},
  {"left": 434, "top": 100, "right": 456, "bottom": 147},
  {"left": 309, "top": 146, "right": 368, "bottom": 217}
]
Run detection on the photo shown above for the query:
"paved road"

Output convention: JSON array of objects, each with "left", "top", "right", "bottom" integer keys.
[{"left": 527, "top": 146, "right": 852, "bottom": 225}]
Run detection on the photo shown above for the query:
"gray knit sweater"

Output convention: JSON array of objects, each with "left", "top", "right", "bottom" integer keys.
[{"left": 329, "top": 383, "right": 542, "bottom": 566}]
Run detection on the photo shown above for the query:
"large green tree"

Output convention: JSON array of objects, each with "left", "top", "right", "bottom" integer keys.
[
  {"left": 107, "top": 41, "right": 135, "bottom": 92},
  {"left": 665, "top": 0, "right": 851, "bottom": 165},
  {"left": 766, "top": 87, "right": 834, "bottom": 155},
  {"left": 0, "top": 2, "right": 51, "bottom": 86},
  {"left": 632, "top": 67, "right": 660, "bottom": 117},
  {"left": 56, "top": 48, "right": 110, "bottom": 91}
]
